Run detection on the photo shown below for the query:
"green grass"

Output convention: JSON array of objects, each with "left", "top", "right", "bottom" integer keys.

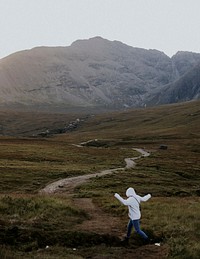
[
  {"left": 145, "top": 198, "right": 200, "bottom": 259},
  {"left": 0, "top": 138, "right": 134, "bottom": 193},
  {"left": 0, "top": 100, "right": 200, "bottom": 258},
  {"left": 72, "top": 143, "right": 200, "bottom": 258},
  {"left": 76, "top": 179, "right": 200, "bottom": 258},
  {"left": 0, "top": 195, "right": 89, "bottom": 230}
]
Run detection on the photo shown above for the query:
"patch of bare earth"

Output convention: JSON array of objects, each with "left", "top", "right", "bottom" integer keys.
[
  {"left": 73, "top": 197, "right": 123, "bottom": 236},
  {"left": 40, "top": 147, "right": 169, "bottom": 258},
  {"left": 72, "top": 198, "right": 169, "bottom": 259}
]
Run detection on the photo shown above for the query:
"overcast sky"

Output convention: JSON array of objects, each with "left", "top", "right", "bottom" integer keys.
[{"left": 1, "top": 0, "right": 200, "bottom": 59}]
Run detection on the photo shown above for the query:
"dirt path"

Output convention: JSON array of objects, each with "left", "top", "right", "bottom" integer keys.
[
  {"left": 39, "top": 148, "right": 150, "bottom": 194},
  {"left": 72, "top": 197, "right": 123, "bottom": 236},
  {"left": 39, "top": 147, "right": 169, "bottom": 258},
  {"left": 39, "top": 147, "right": 150, "bottom": 240},
  {"left": 39, "top": 148, "right": 150, "bottom": 236}
]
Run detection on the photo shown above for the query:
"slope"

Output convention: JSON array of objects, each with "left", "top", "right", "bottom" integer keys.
[
  {"left": 0, "top": 37, "right": 188, "bottom": 109},
  {"left": 151, "top": 63, "right": 200, "bottom": 105}
]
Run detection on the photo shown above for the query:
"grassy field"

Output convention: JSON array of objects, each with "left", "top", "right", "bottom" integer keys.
[{"left": 0, "top": 100, "right": 200, "bottom": 258}]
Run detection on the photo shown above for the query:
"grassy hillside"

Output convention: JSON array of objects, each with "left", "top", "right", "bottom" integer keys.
[{"left": 0, "top": 100, "right": 200, "bottom": 258}]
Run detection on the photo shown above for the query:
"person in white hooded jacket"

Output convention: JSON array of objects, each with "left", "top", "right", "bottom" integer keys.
[{"left": 114, "top": 187, "right": 151, "bottom": 242}]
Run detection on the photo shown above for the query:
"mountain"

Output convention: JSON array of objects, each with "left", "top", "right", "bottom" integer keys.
[
  {"left": 171, "top": 51, "right": 200, "bottom": 76},
  {"left": 150, "top": 63, "right": 200, "bottom": 105},
  {"left": 0, "top": 36, "right": 200, "bottom": 110}
]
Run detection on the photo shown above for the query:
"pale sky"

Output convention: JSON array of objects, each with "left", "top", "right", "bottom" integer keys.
[{"left": 1, "top": 0, "right": 200, "bottom": 59}]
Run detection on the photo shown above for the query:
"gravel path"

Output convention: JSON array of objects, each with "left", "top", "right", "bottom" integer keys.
[{"left": 39, "top": 148, "right": 150, "bottom": 194}]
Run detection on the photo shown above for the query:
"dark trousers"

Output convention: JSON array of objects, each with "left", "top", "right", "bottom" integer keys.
[{"left": 127, "top": 219, "right": 148, "bottom": 239}]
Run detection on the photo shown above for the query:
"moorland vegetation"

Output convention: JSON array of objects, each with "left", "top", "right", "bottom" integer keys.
[{"left": 0, "top": 100, "right": 200, "bottom": 258}]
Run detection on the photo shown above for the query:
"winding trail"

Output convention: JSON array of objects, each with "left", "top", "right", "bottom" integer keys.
[
  {"left": 38, "top": 147, "right": 169, "bottom": 257},
  {"left": 39, "top": 148, "right": 150, "bottom": 194}
]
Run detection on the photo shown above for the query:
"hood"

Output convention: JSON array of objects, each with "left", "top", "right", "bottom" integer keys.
[{"left": 126, "top": 187, "right": 137, "bottom": 197}]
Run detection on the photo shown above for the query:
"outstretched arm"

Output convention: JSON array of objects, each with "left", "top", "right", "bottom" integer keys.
[
  {"left": 114, "top": 193, "right": 129, "bottom": 206},
  {"left": 138, "top": 194, "right": 151, "bottom": 202}
]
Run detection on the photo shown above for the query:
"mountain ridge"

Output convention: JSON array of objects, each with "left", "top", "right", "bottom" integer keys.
[
  {"left": 151, "top": 63, "right": 200, "bottom": 105},
  {"left": 1, "top": 37, "right": 200, "bottom": 110}
]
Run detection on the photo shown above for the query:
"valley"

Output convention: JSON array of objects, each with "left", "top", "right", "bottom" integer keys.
[{"left": 0, "top": 100, "right": 199, "bottom": 258}]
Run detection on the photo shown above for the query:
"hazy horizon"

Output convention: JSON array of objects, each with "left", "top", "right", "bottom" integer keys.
[{"left": 1, "top": 0, "right": 200, "bottom": 59}]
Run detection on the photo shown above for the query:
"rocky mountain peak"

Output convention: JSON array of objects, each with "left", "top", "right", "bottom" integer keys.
[{"left": 0, "top": 37, "right": 200, "bottom": 111}]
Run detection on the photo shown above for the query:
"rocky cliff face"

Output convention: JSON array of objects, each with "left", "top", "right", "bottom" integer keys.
[
  {"left": 150, "top": 63, "right": 200, "bottom": 105},
  {"left": 171, "top": 51, "right": 200, "bottom": 76},
  {"left": 0, "top": 37, "right": 200, "bottom": 110}
]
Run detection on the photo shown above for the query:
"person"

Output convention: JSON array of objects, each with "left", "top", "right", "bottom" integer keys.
[{"left": 114, "top": 187, "right": 151, "bottom": 244}]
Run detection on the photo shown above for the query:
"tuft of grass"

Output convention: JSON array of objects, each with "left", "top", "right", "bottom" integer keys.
[
  {"left": 142, "top": 198, "right": 200, "bottom": 258},
  {"left": 0, "top": 195, "right": 89, "bottom": 230}
]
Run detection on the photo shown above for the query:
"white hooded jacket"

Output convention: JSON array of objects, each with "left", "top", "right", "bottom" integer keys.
[{"left": 114, "top": 187, "right": 151, "bottom": 220}]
